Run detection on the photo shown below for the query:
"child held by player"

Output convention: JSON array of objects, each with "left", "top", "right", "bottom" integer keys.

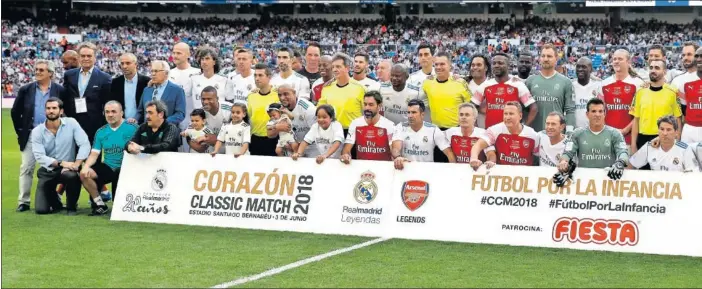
[
  {"left": 181, "top": 109, "right": 213, "bottom": 153},
  {"left": 266, "top": 103, "right": 297, "bottom": 156}
]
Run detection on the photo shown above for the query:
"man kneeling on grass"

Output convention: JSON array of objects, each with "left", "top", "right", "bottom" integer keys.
[{"left": 80, "top": 101, "right": 138, "bottom": 216}]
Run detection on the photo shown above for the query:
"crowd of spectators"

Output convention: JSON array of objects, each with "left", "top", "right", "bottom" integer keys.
[{"left": 3, "top": 8, "right": 702, "bottom": 97}]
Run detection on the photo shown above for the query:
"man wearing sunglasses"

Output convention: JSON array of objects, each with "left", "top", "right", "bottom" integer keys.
[{"left": 11, "top": 59, "right": 65, "bottom": 212}]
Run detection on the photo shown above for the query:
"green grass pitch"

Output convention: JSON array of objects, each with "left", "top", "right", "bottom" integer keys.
[{"left": 2, "top": 109, "right": 701, "bottom": 288}]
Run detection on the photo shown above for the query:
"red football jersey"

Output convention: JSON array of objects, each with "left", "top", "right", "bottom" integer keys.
[
  {"left": 483, "top": 83, "right": 521, "bottom": 128},
  {"left": 450, "top": 135, "right": 485, "bottom": 163},
  {"left": 684, "top": 79, "right": 702, "bottom": 126},
  {"left": 354, "top": 126, "right": 392, "bottom": 161},
  {"left": 494, "top": 134, "right": 536, "bottom": 166},
  {"left": 601, "top": 81, "right": 636, "bottom": 144},
  {"left": 312, "top": 83, "right": 324, "bottom": 103}
]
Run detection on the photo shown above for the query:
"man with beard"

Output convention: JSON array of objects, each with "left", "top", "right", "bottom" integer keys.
[
  {"left": 126, "top": 100, "right": 181, "bottom": 155},
  {"left": 572, "top": 57, "right": 601, "bottom": 129},
  {"left": 637, "top": 44, "right": 682, "bottom": 83},
  {"left": 297, "top": 42, "right": 322, "bottom": 88},
  {"left": 629, "top": 115, "right": 698, "bottom": 172},
  {"left": 31, "top": 97, "right": 90, "bottom": 215},
  {"left": 675, "top": 47, "right": 702, "bottom": 144},
  {"left": 517, "top": 52, "right": 533, "bottom": 81},
  {"left": 466, "top": 55, "right": 491, "bottom": 128},
  {"left": 472, "top": 53, "right": 537, "bottom": 129},
  {"left": 275, "top": 84, "right": 317, "bottom": 156},
  {"left": 630, "top": 59, "right": 682, "bottom": 156},
  {"left": 60, "top": 50, "right": 79, "bottom": 70},
  {"left": 391, "top": 99, "right": 455, "bottom": 170},
  {"left": 597, "top": 49, "right": 645, "bottom": 147},
  {"left": 227, "top": 48, "right": 256, "bottom": 103},
  {"left": 553, "top": 98, "right": 630, "bottom": 188},
  {"left": 526, "top": 44, "right": 575, "bottom": 133},
  {"left": 12, "top": 59, "right": 64, "bottom": 212},
  {"left": 341, "top": 91, "right": 395, "bottom": 163},
  {"left": 310, "top": 55, "right": 333, "bottom": 103},
  {"left": 535, "top": 112, "right": 567, "bottom": 167},
  {"left": 272, "top": 47, "right": 311, "bottom": 99},
  {"left": 469, "top": 101, "right": 539, "bottom": 169},
  {"left": 352, "top": 51, "right": 380, "bottom": 92},
  {"left": 380, "top": 64, "right": 421, "bottom": 124},
  {"left": 79, "top": 101, "right": 137, "bottom": 215}
]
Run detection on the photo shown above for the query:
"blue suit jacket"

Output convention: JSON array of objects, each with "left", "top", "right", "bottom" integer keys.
[
  {"left": 136, "top": 80, "right": 186, "bottom": 125},
  {"left": 11, "top": 82, "right": 64, "bottom": 151},
  {"left": 61, "top": 67, "right": 112, "bottom": 142}
]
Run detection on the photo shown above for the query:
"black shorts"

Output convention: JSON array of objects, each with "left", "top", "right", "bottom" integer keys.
[{"left": 91, "top": 163, "right": 117, "bottom": 188}]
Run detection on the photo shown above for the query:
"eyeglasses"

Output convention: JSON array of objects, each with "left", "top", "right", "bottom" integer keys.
[
  {"left": 35, "top": 68, "right": 47, "bottom": 73},
  {"left": 151, "top": 69, "right": 165, "bottom": 74}
]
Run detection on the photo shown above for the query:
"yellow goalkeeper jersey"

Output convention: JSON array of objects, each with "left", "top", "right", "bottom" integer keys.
[
  {"left": 422, "top": 77, "right": 472, "bottom": 128},
  {"left": 318, "top": 79, "right": 365, "bottom": 129}
]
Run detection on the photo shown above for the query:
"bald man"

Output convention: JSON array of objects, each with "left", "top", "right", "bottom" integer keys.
[
  {"left": 311, "top": 55, "right": 334, "bottom": 103},
  {"left": 168, "top": 42, "right": 201, "bottom": 151},
  {"left": 376, "top": 60, "right": 392, "bottom": 83},
  {"left": 380, "top": 64, "right": 422, "bottom": 124},
  {"left": 61, "top": 50, "right": 78, "bottom": 71},
  {"left": 111, "top": 53, "right": 150, "bottom": 123},
  {"left": 572, "top": 57, "right": 601, "bottom": 129}
]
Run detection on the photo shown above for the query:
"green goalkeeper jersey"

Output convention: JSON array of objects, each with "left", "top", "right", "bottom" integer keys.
[
  {"left": 563, "top": 126, "right": 629, "bottom": 169},
  {"left": 526, "top": 72, "right": 576, "bottom": 132}
]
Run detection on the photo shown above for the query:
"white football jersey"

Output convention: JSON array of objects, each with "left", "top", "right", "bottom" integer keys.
[
  {"left": 572, "top": 79, "right": 601, "bottom": 129},
  {"left": 379, "top": 82, "right": 422, "bottom": 124},
  {"left": 670, "top": 72, "right": 700, "bottom": 105},
  {"left": 217, "top": 121, "right": 251, "bottom": 156},
  {"left": 345, "top": 116, "right": 396, "bottom": 145},
  {"left": 535, "top": 131, "right": 566, "bottom": 167},
  {"left": 272, "top": 72, "right": 311, "bottom": 100},
  {"left": 303, "top": 121, "right": 345, "bottom": 159},
  {"left": 355, "top": 77, "right": 380, "bottom": 92},
  {"left": 183, "top": 127, "right": 213, "bottom": 154},
  {"left": 289, "top": 98, "right": 318, "bottom": 157},
  {"left": 408, "top": 68, "right": 435, "bottom": 88},
  {"left": 168, "top": 66, "right": 201, "bottom": 89},
  {"left": 227, "top": 72, "right": 256, "bottom": 103},
  {"left": 205, "top": 101, "right": 233, "bottom": 136},
  {"left": 168, "top": 66, "right": 201, "bottom": 128},
  {"left": 185, "top": 73, "right": 230, "bottom": 111},
  {"left": 690, "top": 143, "right": 702, "bottom": 172},
  {"left": 629, "top": 141, "right": 697, "bottom": 172},
  {"left": 226, "top": 69, "right": 254, "bottom": 81},
  {"left": 391, "top": 122, "right": 449, "bottom": 163}
]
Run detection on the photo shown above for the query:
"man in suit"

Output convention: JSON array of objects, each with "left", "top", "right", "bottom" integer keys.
[
  {"left": 61, "top": 42, "right": 112, "bottom": 144},
  {"left": 135, "top": 60, "right": 186, "bottom": 126},
  {"left": 11, "top": 59, "right": 64, "bottom": 212},
  {"left": 111, "top": 53, "right": 150, "bottom": 124}
]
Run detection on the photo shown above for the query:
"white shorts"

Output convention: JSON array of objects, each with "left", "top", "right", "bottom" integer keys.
[
  {"left": 276, "top": 132, "right": 295, "bottom": 148},
  {"left": 681, "top": 123, "right": 702, "bottom": 144}
]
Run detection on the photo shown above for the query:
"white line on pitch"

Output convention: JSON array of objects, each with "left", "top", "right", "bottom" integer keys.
[{"left": 211, "top": 237, "right": 390, "bottom": 288}]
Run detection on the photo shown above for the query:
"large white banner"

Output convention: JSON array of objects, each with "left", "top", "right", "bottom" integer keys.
[{"left": 112, "top": 153, "right": 702, "bottom": 257}]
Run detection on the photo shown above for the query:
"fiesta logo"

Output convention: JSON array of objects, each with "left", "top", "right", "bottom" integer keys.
[{"left": 552, "top": 217, "right": 638, "bottom": 246}]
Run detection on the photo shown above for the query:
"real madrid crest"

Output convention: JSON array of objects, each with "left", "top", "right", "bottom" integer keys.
[
  {"left": 554, "top": 84, "right": 560, "bottom": 90},
  {"left": 247, "top": 84, "right": 252, "bottom": 90},
  {"left": 423, "top": 136, "right": 428, "bottom": 143},
  {"left": 214, "top": 84, "right": 219, "bottom": 90},
  {"left": 354, "top": 171, "right": 378, "bottom": 204},
  {"left": 673, "top": 157, "right": 680, "bottom": 165},
  {"left": 152, "top": 169, "right": 168, "bottom": 191}
]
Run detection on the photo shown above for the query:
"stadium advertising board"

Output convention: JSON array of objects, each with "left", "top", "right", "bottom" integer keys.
[{"left": 113, "top": 153, "right": 702, "bottom": 257}]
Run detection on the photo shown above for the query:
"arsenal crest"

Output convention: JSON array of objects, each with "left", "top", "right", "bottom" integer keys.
[
  {"left": 377, "top": 128, "right": 385, "bottom": 137},
  {"left": 506, "top": 87, "right": 515, "bottom": 94},
  {"left": 401, "top": 180, "right": 429, "bottom": 211},
  {"left": 624, "top": 85, "right": 632, "bottom": 94},
  {"left": 522, "top": 140, "right": 530, "bottom": 148}
]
